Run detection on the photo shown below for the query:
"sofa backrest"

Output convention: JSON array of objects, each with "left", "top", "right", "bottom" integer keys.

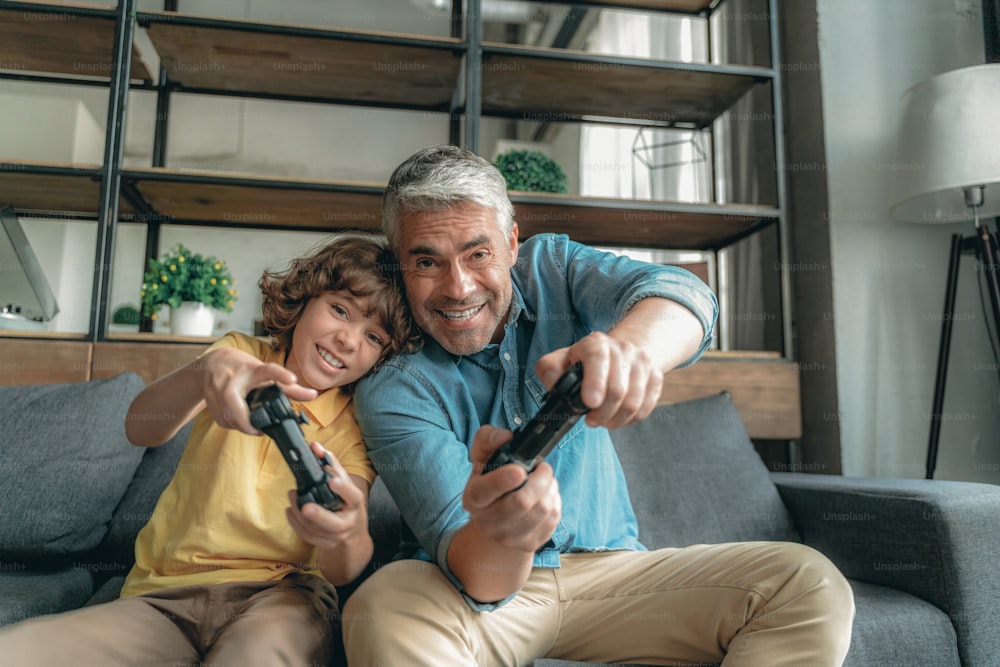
[
  {"left": 0, "top": 373, "right": 150, "bottom": 564},
  {"left": 90, "top": 422, "right": 191, "bottom": 571},
  {"left": 610, "top": 392, "right": 801, "bottom": 548}
]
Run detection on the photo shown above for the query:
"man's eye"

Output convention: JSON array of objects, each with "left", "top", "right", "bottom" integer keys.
[{"left": 414, "top": 259, "right": 435, "bottom": 270}]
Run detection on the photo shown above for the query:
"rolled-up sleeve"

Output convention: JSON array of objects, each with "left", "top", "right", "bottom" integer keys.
[
  {"left": 354, "top": 361, "right": 513, "bottom": 611},
  {"left": 537, "top": 235, "right": 719, "bottom": 367}
]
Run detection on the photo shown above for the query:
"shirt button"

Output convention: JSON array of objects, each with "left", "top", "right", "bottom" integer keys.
[
  {"left": 513, "top": 416, "right": 523, "bottom": 425},
  {"left": 503, "top": 352, "right": 511, "bottom": 362}
]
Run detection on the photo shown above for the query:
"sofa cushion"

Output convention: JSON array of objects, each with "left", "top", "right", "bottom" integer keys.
[
  {"left": 845, "top": 579, "right": 959, "bottom": 666},
  {"left": 610, "top": 392, "right": 800, "bottom": 549},
  {"left": 0, "top": 566, "right": 95, "bottom": 627},
  {"left": 0, "top": 373, "right": 147, "bottom": 560}
]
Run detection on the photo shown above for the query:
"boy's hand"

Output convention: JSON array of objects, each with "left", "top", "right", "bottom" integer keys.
[
  {"left": 199, "top": 347, "right": 318, "bottom": 434},
  {"left": 285, "top": 442, "right": 369, "bottom": 551}
]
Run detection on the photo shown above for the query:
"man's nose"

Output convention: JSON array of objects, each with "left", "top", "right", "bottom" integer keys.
[{"left": 441, "top": 262, "right": 475, "bottom": 299}]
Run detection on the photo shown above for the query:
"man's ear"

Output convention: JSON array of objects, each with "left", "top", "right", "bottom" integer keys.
[{"left": 509, "top": 222, "right": 519, "bottom": 265}]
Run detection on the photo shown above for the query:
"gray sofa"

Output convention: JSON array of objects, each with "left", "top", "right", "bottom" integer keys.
[{"left": 1, "top": 372, "right": 998, "bottom": 666}]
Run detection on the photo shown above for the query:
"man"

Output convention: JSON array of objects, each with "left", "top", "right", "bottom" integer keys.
[{"left": 344, "top": 145, "right": 854, "bottom": 666}]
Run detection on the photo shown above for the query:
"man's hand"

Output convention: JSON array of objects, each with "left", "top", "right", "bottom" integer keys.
[
  {"left": 463, "top": 426, "right": 561, "bottom": 554},
  {"left": 444, "top": 425, "right": 561, "bottom": 603},
  {"left": 535, "top": 297, "right": 705, "bottom": 431},
  {"left": 536, "top": 331, "right": 662, "bottom": 431}
]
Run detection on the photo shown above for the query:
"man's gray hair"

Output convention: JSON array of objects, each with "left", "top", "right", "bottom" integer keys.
[{"left": 382, "top": 145, "right": 515, "bottom": 249}]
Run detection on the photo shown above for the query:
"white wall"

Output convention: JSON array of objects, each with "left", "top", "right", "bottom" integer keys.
[{"left": 816, "top": 0, "right": 1000, "bottom": 483}]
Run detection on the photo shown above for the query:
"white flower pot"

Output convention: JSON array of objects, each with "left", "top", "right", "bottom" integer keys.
[{"left": 170, "top": 301, "right": 215, "bottom": 337}]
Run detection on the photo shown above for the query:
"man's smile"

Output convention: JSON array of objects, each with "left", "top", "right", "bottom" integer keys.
[{"left": 437, "top": 304, "right": 485, "bottom": 322}]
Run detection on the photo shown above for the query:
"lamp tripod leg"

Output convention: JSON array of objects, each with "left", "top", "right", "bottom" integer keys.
[
  {"left": 927, "top": 234, "right": 964, "bottom": 480},
  {"left": 974, "top": 224, "right": 1000, "bottom": 386}
]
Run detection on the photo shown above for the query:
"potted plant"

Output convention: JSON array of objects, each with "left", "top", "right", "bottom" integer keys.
[
  {"left": 140, "top": 244, "right": 237, "bottom": 336},
  {"left": 109, "top": 303, "right": 141, "bottom": 333},
  {"left": 494, "top": 149, "right": 569, "bottom": 194}
]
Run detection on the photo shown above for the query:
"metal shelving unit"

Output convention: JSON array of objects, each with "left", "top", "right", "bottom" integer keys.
[{"left": 0, "top": 0, "right": 793, "bottom": 360}]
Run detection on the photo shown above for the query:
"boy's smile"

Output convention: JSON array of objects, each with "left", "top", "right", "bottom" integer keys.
[{"left": 286, "top": 289, "right": 389, "bottom": 392}]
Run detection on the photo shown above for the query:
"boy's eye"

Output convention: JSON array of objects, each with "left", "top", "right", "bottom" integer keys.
[
  {"left": 366, "top": 332, "right": 385, "bottom": 346},
  {"left": 332, "top": 304, "right": 348, "bottom": 317}
]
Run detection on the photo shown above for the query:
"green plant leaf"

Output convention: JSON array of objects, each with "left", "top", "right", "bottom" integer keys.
[
  {"left": 139, "top": 244, "right": 238, "bottom": 319},
  {"left": 494, "top": 149, "right": 568, "bottom": 194}
]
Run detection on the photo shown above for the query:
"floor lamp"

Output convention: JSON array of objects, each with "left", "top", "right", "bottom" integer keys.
[{"left": 889, "top": 64, "right": 1000, "bottom": 479}]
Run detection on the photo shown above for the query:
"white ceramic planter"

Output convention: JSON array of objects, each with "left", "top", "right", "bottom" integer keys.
[{"left": 170, "top": 301, "right": 215, "bottom": 336}]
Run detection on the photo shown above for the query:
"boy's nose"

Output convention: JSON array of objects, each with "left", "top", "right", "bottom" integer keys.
[{"left": 337, "top": 326, "right": 360, "bottom": 350}]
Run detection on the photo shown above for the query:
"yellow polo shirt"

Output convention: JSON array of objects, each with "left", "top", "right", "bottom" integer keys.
[{"left": 120, "top": 332, "right": 376, "bottom": 598}]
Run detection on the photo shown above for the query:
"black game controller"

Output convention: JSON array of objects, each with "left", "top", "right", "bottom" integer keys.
[
  {"left": 484, "top": 365, "right": 589, "bottom": 475},
  {"left": 247, "top": 385, "right": 345, "bottom": 512}
]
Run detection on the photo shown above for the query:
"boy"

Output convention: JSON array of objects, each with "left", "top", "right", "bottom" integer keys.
[{"left": 0, "top": 232, "right": 418, "bottom": 666}]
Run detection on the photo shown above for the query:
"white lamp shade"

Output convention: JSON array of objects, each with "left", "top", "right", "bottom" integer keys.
[{"left": 889, "top": 64, "right": 1000, "bottom": 224}]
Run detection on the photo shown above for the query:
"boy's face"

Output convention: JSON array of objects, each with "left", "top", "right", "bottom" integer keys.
[{"left": 286, "top": 289, "right": 389, "bottom": 392}]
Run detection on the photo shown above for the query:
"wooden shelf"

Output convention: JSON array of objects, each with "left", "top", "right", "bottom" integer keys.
[
  {"left": 0, "top": 161, "right": 137, "bottom": 217},
  {"left": 480, "top": 43, "right": 770, "bottom": 127},
  {"left": 1, "top": 161, "right": 774, "bottom": 249},
  {"left": 594, "top": 0, "right": 713, "bottom": 11},
  {"left": 0, "top": 337, "right": 798, "bottom": 439},
  {"left": 0, "top": 161, "right": 774, "bottom": 249},
  {"left": 512, "top": 191, "right": 778, "bottom": 250},
  {"left": 120, "top": 167, "right": 384, "bottom": 230},
  {"left": 662, "top": 350, "right": 801, "bottom": 440},
  {"left": 542, "top": 0, "right": 715, "bottom": 13},
  {"left": 0, "top": 2, "right": 151, "bottom": 81},
  {"left": 138, "top": 11, "right": 463, "bottom": 110}
]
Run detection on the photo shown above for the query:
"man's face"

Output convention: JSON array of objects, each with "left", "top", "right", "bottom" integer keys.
[{"left": 396, "top": 202, "right": 518, "bottom": 356}]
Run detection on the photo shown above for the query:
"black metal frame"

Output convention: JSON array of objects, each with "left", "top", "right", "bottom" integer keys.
[
  {"left": 89, "top": 0, "right": 135, "bottom": 341},
  {"left": 925, "top": 223, "right": 1000, "bottom": 479}
]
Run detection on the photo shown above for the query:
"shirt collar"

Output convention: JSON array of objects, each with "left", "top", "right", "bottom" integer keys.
[
  {"left": 297, "top": 388, "right": 351, "bottom": 428},
  {"left": 510, "top": 281, "right": 536, "bottom": 323},
  {"left": 449, "top": 283, "right": 535, "bottom": 366}
]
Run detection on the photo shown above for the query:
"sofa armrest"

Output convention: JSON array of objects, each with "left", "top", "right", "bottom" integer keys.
[{"left": 772, "top": 472, "right": 1000, "bottom": 666}]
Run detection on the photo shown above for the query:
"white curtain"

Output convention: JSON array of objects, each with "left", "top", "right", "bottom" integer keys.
[
  {"left": 579, "top": 11, "right": 711, "bottom": 204},
  {"left": 579, "top": 3, "right": 777, "bottom": 352}
]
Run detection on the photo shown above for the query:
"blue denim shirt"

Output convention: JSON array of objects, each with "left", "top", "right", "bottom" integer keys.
[{"left": 354, "top": 233, "right": 718, "bottom": 610}]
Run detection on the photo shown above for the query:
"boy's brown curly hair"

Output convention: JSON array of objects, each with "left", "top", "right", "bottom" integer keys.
[{"left": 258, "top": 233, "right": 420, "bottom": 384}]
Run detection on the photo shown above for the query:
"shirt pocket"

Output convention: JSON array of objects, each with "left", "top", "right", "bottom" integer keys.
[{"left": 258, "top": 436, "right": 291, "bottom": 480}]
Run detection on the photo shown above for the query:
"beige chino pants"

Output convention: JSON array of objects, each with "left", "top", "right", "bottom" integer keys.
[
  {"left": 0, "top": 572, "right": 339, "bottom": 667},
  {"left": 343, "top": 542, "right": 855, "bottom": 667}
]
